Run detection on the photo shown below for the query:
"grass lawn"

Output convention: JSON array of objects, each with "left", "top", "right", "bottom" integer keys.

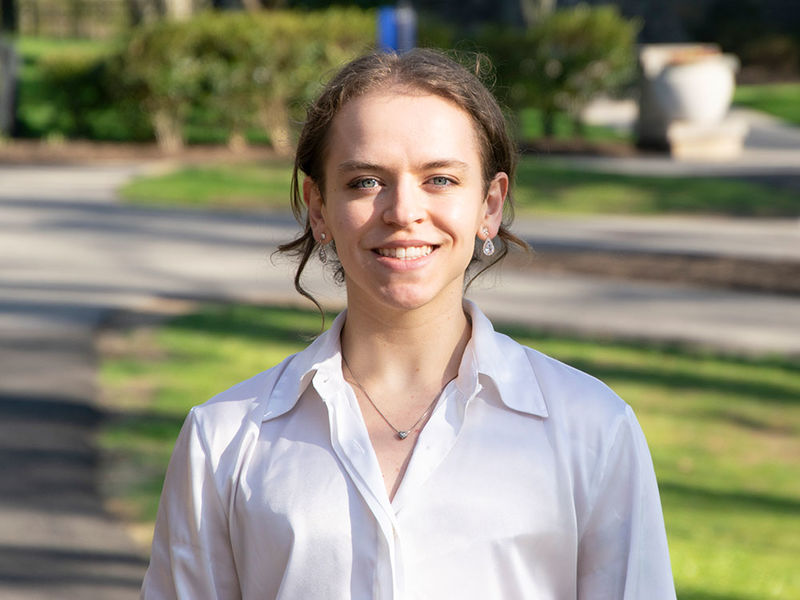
[
  {"left": 119, "top": 160, "right": 295, "bottom": 211},
  {"left": 99, "top": 303, "right": 800, "bottom": 600},
  {"left": 119, "top": 156, "right": 800, "bottom": 217},
  {"left": 734, "top": 83, "right": 800, "bottom": 127}
]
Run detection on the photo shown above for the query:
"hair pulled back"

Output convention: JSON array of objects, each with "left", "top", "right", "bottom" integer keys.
[{"left": 277, "top": 48, "right": 529, "bottom": 314}]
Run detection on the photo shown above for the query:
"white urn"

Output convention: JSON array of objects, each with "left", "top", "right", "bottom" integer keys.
[{"left": 652, "top": 53, "right": 738, "bottom": 124}]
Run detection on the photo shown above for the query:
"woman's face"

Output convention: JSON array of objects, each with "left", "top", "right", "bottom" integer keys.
[{"left": 306, "top": 88, "right": 507, "bottom": 316}]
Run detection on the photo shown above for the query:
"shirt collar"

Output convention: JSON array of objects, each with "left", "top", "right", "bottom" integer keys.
[
  {"left": 260, "top": 310, "right": 347, "bottom": 422},
  {"left": 462, "top": 300, "right": 549, "bottom": 418},
  {"left": 261, "top": 302, "right": 549, "bottom": 422}
]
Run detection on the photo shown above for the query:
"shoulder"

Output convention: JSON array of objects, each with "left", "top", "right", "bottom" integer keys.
[
  {"left": 183, "top": 313, "right": 345, "bottom": 456},
  {"left": 488, "top": 327, "right": 628, "bottom": 419},
  {"left": 516, "top": 340, "right": 648, "bottom": 478},
  {"left": 185, "top": 352, "right": 298, "bottom": 462},
  {"left": 523, "top": 343, "right": 628, "bottom": 420},
  {"left": 490, "top": 329, "right": 635, "bottom": 445}
]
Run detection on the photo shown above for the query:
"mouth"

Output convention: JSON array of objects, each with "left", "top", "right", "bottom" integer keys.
[{"left": 375, "top": 245, "right": 435, "bottom": 260}]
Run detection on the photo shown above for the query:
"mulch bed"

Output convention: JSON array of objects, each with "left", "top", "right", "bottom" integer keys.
[
  {"left": 510, "top": 250, "right": 800, "bottom": 297},
  {"left": 0, "top": 139, "right": 279, "bottom": 165}
]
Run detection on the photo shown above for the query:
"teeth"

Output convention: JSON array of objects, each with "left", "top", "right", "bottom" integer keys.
[{"left": 377, "top": 245, "right": 433, "bottom": 260}]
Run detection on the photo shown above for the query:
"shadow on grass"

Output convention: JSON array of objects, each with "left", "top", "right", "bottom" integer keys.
[
  {"left": 158, "top": 305, "right": 800, "bottom": 412},
  {"left": 677, "top": 589, "right": 755, "bottom": 600},
  {"left": 496, "top": 324, "right": 800, "bottom": 405},
  {"left": 660, "top": 480, "right": 800, "bottom": 516},
  {"left": 103, "top": 409, "right": 186, "bottom": 442},
  {"left": 166, "top": 303, "right": 336, "bottom": 346},
  {"left": 568, "top": 358, "right": 798, "bottom": 405}
]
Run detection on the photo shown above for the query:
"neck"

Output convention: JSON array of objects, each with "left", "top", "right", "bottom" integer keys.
[{"left": 340, "top": 293, "right": 470, "bottom": 394}]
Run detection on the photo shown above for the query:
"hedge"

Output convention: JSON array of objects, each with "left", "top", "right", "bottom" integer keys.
[
  {"left": 122, "top": 8, "right": 376, "bottom": 152},
  {"left": 18, "top": 5, "right": 640, "bottom": 148},
  {"left": 477, "top": 4, "right": 640, "bottom": 137}
]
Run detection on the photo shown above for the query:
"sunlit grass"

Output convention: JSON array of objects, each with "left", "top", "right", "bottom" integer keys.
[
  {"left": 734, "top": 83, "right": 800, "bottom": 126},
  {"left": 513, "top": 158, "right": 800, "bottom": 216},
  {"left": 119, "top": 161, "right": 294, "bottom": 210},
  {"left": 99, "top": 303, "right": 800, "bottom": 599}
]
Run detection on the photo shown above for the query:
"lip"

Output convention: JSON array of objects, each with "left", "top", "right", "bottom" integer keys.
[{"left": 373, "top": 239, "right": 437, "bottom": 249}]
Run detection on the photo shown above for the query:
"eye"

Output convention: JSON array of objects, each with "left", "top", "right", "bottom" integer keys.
[
  {"left": 349, "top": 177, "right": 380, "bottom": 189},
  {"left": 429, "top": 176, "right": 455, "bottom": 187}
]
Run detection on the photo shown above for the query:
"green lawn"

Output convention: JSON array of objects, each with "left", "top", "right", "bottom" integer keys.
[
  {"left": 119, "top": 161, "right": 295, "bottom": 210},
  {"left": 99, "top": 303, "right": 800, "bottom": 600},
  {"left": 734, "top": 83, "right": 800, "bottom": 127},
  {"left": 119, "top": 157, "right": 800, "bottom": 217}
]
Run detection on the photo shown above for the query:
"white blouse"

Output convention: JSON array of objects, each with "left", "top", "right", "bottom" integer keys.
[{"left": 141, "top": 301, "right": 676, "bottom": 599}]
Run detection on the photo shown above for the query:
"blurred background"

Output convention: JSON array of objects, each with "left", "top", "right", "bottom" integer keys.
[{"left": 0, "top": 1, "right": 798, "bottom": 599}]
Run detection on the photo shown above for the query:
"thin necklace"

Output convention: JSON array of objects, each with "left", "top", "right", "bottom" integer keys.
[{"left": 342, "top": 356, "right": 443, "bottom": 440}]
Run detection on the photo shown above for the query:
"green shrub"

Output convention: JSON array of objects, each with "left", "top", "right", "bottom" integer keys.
[
  {"left": 30, "top": 41, "right": 152, "bottom": 140},
  {"left": 122, "top": 8, "right": 376, "bottom": 153},
  {"left": 478, "top": 4, "right": 639, "bottom": 138},
  {"left": 38, "top": 49, "right": 111, "bottom": 137}
]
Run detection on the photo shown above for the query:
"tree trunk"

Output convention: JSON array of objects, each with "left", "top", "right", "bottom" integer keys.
[
  {"left": 520, "top": 0, "right": 555, "bottom": 27},
  {"left": 258, "top": 99, "right": 292, "bottom": 157},
  {"left": 572, "top": 117, "right": 585, "bottom": 138},
  {"left": 1, "top": 0, "right": 17, "bottom": 33},
  {"left": 164, "top": 0, "right": 193, "bottom": 20},
  {"left": 0, "top": 40, "right": 18, "bottom": 137},
  {"left": 241, "top": 0, "right": 261, "bottom": 11},
  {"left": 153, "top": 109, "right": 184, "bottom": 154},
  {"left": 542, "top": 110, "right": 555, "bottom": 138}
]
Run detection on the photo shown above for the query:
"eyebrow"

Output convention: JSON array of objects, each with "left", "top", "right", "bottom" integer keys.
[
  {"left": 336, "top": 159, "right": 470, "bottom": 174},
  {"left": 336, "top": 160, "right": 382, "bottom": 174}
]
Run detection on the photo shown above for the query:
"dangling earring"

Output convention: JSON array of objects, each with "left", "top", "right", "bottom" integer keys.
[
  {"left": 481, "top": 227, "right": 495, "bottom": 256},
  {"left": 318, "top": 232, "right": 328, "bottom": 264}
]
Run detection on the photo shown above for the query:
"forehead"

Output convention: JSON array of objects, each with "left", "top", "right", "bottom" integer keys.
[{"left": 324, "top": 89, "right": 482, "bottom": 172}]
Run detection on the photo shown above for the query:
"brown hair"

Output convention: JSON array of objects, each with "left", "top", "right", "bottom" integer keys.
[{"left": 277, "top": 48, "right": 529, "bottom": 314}]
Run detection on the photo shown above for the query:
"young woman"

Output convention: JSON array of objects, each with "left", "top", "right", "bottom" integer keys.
[{"left": 142, "top": 49, "right": 676, "bottom": 599}]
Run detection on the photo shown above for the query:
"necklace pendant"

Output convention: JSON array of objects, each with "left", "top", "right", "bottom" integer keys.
[{"left": 397, "top": 430, "right": 410, "bottom": 440}]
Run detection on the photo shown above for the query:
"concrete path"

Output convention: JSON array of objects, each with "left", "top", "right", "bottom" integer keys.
[
  {"left": 1, "top": 134, "right": 799, "bottom": 597},
  {"left": 0, "top": 166, "right": 151, "bottom": 599}
]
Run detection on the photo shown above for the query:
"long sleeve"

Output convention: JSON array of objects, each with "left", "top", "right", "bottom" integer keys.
[
  {"left": 577, "top": 406, "right": 676, "bottom": 600},
  {"left": 141, "top": 409, "right": 241, "bottom": 599}
]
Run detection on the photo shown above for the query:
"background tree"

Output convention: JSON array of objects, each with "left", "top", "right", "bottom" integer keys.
[{"left": 1, "top": 0, "right": 17, "bottom": 33}]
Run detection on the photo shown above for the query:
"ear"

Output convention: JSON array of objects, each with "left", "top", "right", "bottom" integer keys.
[
  {"left": 482, "top": 172, "right": 508, "bottom": 237},
  {"left": 304, "top": 177, "right": 326, "bottom": 237}
]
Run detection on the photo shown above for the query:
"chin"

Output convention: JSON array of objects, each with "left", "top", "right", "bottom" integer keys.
[{"left": 377, "top": 282, "right": 461, "bottom": 313}]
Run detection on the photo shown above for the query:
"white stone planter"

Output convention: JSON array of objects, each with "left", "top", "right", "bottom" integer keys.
[
  {"left": 636, "top": 44, "right": 747, "bottom": 160},
  {"left": 652, "top": 54, "right": 738, "bottom": 124}
]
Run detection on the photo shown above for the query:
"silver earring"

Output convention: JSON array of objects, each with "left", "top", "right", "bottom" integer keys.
[
  {"left": 481, "top": 227, "right": 495, "bottom": 256},
  {"left": 318, "top": 233, "right": 328, "bottom": 264}
]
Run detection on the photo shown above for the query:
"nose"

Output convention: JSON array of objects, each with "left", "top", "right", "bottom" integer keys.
[{"left": 382, "top": 176, "right": 425, "bottom": 227}]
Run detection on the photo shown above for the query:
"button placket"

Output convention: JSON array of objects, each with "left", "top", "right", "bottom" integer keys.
[{"left": 314, "top": 371, "right": 402, "bottom": 598}]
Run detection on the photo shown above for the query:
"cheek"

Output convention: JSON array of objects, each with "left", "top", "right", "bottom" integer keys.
[
  {"left": 329, "top": 204, "right": 374, "bottom": 242},
  {"left": 436, "top": 197, "right": 484, "bottom": 235}
]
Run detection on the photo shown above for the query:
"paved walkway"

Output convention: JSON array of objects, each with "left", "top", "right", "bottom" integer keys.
[{"left": 1, "top": 108, "right": 799, "bottom": 597}]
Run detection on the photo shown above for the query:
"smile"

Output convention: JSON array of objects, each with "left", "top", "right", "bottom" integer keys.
[{"left": 375, "top": 245, "right": 434, "bottom": 260}]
